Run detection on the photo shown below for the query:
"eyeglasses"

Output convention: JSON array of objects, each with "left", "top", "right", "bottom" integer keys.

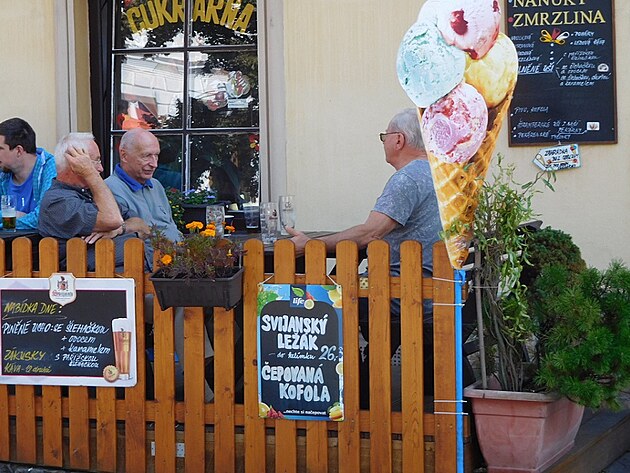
[{"left": 379, "top": 132, "right": 401, "bottom": 143}]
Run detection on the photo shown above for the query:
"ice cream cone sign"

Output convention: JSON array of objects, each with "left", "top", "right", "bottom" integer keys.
[{"left": 397, "top": 0, "right": 518, "bottom": 269}]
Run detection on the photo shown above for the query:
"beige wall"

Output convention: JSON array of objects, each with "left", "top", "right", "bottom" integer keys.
[
  {"left": 0, "top": 0, "right": 91, "bottom": 150},
  {"left": 282, "top": 0, "right": 629, "bottom": 269},
  {"left": 0, "top": 0, "right": 58, "bottom": 151}
]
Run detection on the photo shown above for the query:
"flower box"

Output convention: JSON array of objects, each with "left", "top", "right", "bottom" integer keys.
[{"left": 150, "top": 267, "right": 244, "bottom": 311}]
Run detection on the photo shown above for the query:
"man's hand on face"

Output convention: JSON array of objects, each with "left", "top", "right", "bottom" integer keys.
[{"left": 65, "top": 146, "right": 99, "bottom": 179}]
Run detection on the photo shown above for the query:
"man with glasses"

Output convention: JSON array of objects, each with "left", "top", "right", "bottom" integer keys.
[
  {"left": 289, "top": 108, "right": 440, "bottom": 286},
  {"left": 288, "top": 108, "right": 441, "bottom": 405}
]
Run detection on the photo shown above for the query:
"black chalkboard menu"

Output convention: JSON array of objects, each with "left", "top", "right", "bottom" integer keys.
[
  {"left": 0, "top": 276, "right": 136, "bottom": 387},
  {"left": 257, "top": 284, "right": 344, "bottom": 422},
  {"left": 506, "top": 0, "right": 616, "bottom": 145}
]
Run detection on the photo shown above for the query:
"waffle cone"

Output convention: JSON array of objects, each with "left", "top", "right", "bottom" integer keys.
[{"left": 419, "top": 89, "right": 514, "bottom": 269}]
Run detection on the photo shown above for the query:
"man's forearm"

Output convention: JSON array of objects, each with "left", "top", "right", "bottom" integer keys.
[
  {"left": 319, "top": 224, "right": 374, "bottom": 252},
  {"left": 85, "top": 175, "right": 124, "bottom": 231}
]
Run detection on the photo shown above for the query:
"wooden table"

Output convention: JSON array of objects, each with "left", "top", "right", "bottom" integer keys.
[{"left": 231, "top": 230, "right": 336, "bottom": 273}]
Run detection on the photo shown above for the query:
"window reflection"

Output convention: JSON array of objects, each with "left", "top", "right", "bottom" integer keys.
[
  {"left": 190, "top": 134, "right": 259, "bottom": 205},
  {"left": 111, "top": 0, "right": 260, "bottom": 201},
  {"left": 114, "top": 53, "right": 185, "bottom": 130},
  {"left": 189, "top": 51, "right": 258, "bottom": 128}
]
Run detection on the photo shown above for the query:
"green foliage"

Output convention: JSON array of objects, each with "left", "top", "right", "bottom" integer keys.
[
  {"left": 150, "top": 223, "right": 243, "bottom": 280},
  {"left": 521, "top": 227, "right": 586, "bottom": 288},
  {"left": 166, "top": 188, "right": 217, "bottom": 232},
  {"left": 535, "top": 261, "right": 630, "bottom": 410},
  {"left": 474, "top": 155, "right": 552, "bottom": 391}
]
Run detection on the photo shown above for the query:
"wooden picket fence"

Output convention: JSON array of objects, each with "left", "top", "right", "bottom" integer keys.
[{"left": 0, "top": 236, "right": 472, "bottom": 472}]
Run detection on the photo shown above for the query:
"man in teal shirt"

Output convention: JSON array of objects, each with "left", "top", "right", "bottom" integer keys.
[{"left": 0, "top": 118, "right": 56, "bottom": 229}]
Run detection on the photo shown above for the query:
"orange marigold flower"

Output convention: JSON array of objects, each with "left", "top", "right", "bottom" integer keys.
[
  {"left": 161, "top": 254, "right": 173, "bottom": 265},
  {"left": 186, "top": 221, "right": 204, "bottom": 231},
  {"left": 206, "top": 222, "right": 216, "bottom": 230},
  {"left": 201, "top": 229, "right": 216, "bottom": 237},
  {"left": 225, "top": 225, "right": 236, "bottom": 232}
]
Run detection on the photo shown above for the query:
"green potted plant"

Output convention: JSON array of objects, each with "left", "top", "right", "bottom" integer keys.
[
  {"left": 149, "top": 221, "right": 244, "bottom": 310},
  {"left": 166, "top": 188, "right": 217, "bottom": 233},
  {"left": 464, "top": 158, "right": 630, "bottom": 473}
]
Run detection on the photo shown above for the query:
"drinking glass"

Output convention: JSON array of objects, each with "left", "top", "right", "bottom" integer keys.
[
  {"left": 260, "top": 202, "right": 279, "bottom": 245},
  {"left": 243, "top": 203, "right": 260, "bottom": 231},
  {"left": 206, "top": 204, "right": 225, "bottom": 238},
  {"left": 1, "top": 195, "right": 17, "bottom": 232},
  {"left": 278, "top": 195, "right": 296, "bottom": 236}
]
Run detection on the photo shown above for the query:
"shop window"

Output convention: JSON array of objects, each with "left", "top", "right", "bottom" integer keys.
[{"left": 91, "top": 0, "right": 260, "bottom": 204}]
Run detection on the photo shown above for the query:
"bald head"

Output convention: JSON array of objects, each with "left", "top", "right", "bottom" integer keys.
[{"left": 119, "top": 128, "right": 160, "bottom": 184}]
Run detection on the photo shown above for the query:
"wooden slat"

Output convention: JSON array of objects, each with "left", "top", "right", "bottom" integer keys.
[
  {"left": 273, "top": 239, "right": 298, "bottom": 473},
  {"left": 13, "top": 237, "right": 37, "bottom": 464},
  {"left": 432, "top": 242, "right": 457, "bottom": 473},
  {"left": 154, "top": 288, "right": 176, "bottom": 473},
  {"left": 400, "top": 241, "right": 424, "bottom": 473},
  {"left": 184, "top": 306, "right": 206, "bottom": 473},
  {"left": 367, "top": 240, "right": 393, "bottom": 472},
  {"left": 66, "top": 238, "right": 91, "bottom": 470},
  {"left": 39, "top": 238, "right": 63, "bottom": 467},
  {"left": 304, "top": 240, "right": 328, "bottom": 473},
  {"left": 215, "top": 306, "right": 236, "bottom": 472},
  {"left": 243, "top": 239, "right": 266, "bottom": 473},
  {"left": 124, "top": 238, "right": 148, "bottom": 473},
  {"left": 95, "top": 239, "right": 117, "bottom": 473},
  {"left": 336, "top": 240, "right": 361, "bottom": 473},
  {"left": 0, "top": 239, "right": 9, "bottom": 462}
]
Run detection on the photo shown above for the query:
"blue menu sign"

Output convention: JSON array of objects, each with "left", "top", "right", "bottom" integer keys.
[{"left": 257, "top": 284, "right": 344, "bottom": 422}]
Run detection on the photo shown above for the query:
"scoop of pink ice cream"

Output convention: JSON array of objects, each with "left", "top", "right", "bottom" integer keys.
[
  {"left": 421, "top": 82, "right": 488, "bottom": 164},
  {"left": 436, "top": 0, "right": 501, "bottom": 60}
]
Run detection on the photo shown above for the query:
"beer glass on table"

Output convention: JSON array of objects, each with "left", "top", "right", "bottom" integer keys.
[
  {"left": 1, "top": 195, "right": 17, "bottom": 231},
  {"left": 278, "top": 195, "right": 296, "bottom": 236}
]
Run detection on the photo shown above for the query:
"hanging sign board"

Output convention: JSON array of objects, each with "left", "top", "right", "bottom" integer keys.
[
  {"left": 533, "top": 143, "right": 581, "bottom": 171},
  {"left": 257, "top": 284, "right": 344, "bottom": 422},
  {"left": 0, "top": 274, "right": 137, "bottom": 387},
  {"left": 507, "top": 0, "right": 616, "bottom": 145}
]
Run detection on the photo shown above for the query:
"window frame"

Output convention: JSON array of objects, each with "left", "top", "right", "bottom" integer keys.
[{"left": 88, "top": 0, "right": 280, "bottom": 200}]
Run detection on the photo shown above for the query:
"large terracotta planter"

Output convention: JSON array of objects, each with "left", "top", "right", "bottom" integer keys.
[
  {"left": 464, "top": 380, "right": 584, "bottom": 473},
  {"left": 150, "top": 268, "right": 243, "bottom": 310}
]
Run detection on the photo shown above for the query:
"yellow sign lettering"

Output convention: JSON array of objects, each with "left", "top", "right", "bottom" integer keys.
[
  {"left": 125, "top": 0, "right": 252, "bottom": 35},
  {"left": 205, "top": 0, "right": 225, "bottom": 24},
  {"left": 512, "top": 9, "right": 605, "bottom": 27},
  {"left": 232, "top": 3, "right": 254, "bottom": 33},
  {"left": 220, "top": 0, "right": 240, "bottom": 29},
  {"left": 139, "top": 2, "right": 160, "bottom": 30},
  {"left": 513, "top": 0, "right": 586, "bottom": 7}
]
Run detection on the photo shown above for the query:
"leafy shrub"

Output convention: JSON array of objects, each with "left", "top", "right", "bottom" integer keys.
[
  {"left": 521, "top": 227, "right": 586, "bottom": 288},
  {"left": 535, "top": 261, "right": 630, "bottom": 409}
]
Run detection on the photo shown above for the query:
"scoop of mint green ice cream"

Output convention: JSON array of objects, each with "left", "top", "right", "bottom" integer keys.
[{"left": 397, "top": 21, "right": 465, "bottom": 108}]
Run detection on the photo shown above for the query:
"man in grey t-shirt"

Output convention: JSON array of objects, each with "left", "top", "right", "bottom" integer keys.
[
  {"left": 288, "top": 108, "right": 441, "bottom": 299},
  {"left": 288, "top": 108, "right": 441, "bottom": 403}
]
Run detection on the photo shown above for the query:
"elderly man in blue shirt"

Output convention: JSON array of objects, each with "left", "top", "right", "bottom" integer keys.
[{"left": 105, "top": 128, "right": 215, "bottom": 401}]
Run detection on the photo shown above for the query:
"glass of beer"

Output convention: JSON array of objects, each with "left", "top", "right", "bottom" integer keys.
[
  {"left": 1, "top": 195, "right": 17, "bottom": 231},
  {"left": 112, "top": 318, "right": 132, "bottom": 379}
]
